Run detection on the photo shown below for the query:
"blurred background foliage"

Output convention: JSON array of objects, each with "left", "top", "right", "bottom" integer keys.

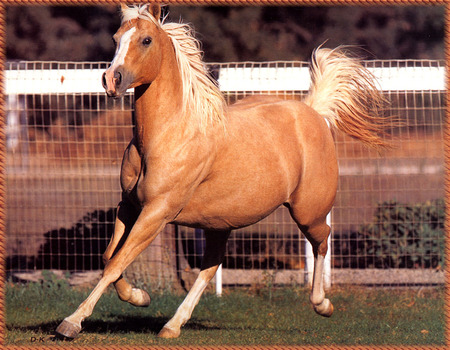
[{"left": 6, "top": 5, "right": 445, "bottom": 62}]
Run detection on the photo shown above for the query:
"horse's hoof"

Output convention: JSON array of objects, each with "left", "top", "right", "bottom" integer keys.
[
  {"left": 128, "top": 288, "right": 151, "bottom": 307},
  {"left": 158, "top": 326, "right": 180, "bottom": 339},
  {"left": 55, "top": 319, "right": 81, "bottom": 340},
  {"left": 313, "top": 298, "right": 334, "bottom": 317}
]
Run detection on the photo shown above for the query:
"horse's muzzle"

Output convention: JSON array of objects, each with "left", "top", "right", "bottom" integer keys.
[{"left": 102, "top": 67, "right": 131, "bottom": 98}]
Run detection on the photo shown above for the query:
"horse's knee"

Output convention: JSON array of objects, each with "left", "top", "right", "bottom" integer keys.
[{"left": 102, "top": 262, "right": 123, "bottom": 285}]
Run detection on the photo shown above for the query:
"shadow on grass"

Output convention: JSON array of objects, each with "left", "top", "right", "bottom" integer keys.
[
  {"left": 8, "top": 315, "right": 221, "bottom": 340},
  {"left": 85, "top": 315, "right": 221, "bottom": 334}
]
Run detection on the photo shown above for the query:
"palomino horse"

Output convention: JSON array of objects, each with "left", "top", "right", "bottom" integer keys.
[{"left": 56, "top": 4, "right": 390, "bottom": 339}]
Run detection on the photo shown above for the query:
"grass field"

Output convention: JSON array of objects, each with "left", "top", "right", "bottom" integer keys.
[{"left": 5, "top": 276, "right": 445, "bottom": 346}]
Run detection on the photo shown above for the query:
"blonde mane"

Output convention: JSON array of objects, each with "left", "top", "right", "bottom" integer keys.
[{"left": 121, "top": 5, "right": 226, "bottom": 131}]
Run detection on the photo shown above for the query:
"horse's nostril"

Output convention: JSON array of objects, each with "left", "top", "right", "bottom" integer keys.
[
  {"left": 102, "top": 72, "right": 107, "bottom": 89},
  {"left": 115, "top": 71, "right": 122, "bottom": 87}
]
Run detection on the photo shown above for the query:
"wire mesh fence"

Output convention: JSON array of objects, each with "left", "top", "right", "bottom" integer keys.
[{"left": 5, "top": 59, "right": 445, "bottom": 288}]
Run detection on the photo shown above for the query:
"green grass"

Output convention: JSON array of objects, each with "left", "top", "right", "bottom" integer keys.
[{"left": 5, "top": 275, "right": 445, "bottom": 346}]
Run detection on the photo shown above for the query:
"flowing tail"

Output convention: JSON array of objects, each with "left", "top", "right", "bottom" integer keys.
[{"left": 304, "top": 46, "right": 392, "bottom": 149}]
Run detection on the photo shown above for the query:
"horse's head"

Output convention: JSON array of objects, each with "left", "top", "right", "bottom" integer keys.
[{"left": 102, "top": 4, "right": 165, "bottom": 98}]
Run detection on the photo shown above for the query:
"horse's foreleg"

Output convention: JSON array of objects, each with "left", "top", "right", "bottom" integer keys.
[
  {"left": 158, "top": 230, "right": 231, "bottom": 339},
  {"left": 55, "top": 206, "right": 168, "bottom": 339},
  {"left": 55, "top": 275, "right": 112, "bottom": 339},
  {"left": 306, "top": 223, "right": 334, "bottom": 317},
  {"left": 103, "top": 200, "right": 150, "bottom": 307}
]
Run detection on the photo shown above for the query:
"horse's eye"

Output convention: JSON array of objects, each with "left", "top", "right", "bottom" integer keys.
[{"left": 142, "top": 37, "right": 152, "bottom": 46}]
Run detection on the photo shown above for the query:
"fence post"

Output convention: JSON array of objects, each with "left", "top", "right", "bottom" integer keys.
[
  {"left": 305, "top": 212, "right": 332, "bottom": 290},
  {"left": 215, "top": 264, "right": 222, "bottom": 296}
]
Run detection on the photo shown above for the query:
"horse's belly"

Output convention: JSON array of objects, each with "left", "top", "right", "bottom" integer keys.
[
  {"left": 174, "top": 200, "right": 280, "bottom": 231},
  {"left": 174, "top": 169, "right": 293, "bottom": 230}
]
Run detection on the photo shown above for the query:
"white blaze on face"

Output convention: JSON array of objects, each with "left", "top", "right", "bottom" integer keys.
[
  {"left": 111, "top": 27, "right": 137, "bottom": 70},
  {"left": 104, "top": 26, "right": 136, "bottom": 92}
]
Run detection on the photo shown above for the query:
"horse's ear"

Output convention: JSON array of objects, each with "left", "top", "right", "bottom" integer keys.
[{"left": 148, "top": 3, "right": 161, "bottom": 21}]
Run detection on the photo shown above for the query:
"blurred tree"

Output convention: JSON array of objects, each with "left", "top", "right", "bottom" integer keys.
[
  {"left": 167, "top": 5, "right": 444, "bottom": 61},
  {"left": 168, "top": 6, "right": 328, "bottom": 61},
  {"left": 319, "top": 6, "right": 445, "bottom": 59},
  {"left": 6, "top": 6, "right": 120, "bottom": 61},
  {"left": 6, "top": 5, "right": 445, "bottom": 62}
]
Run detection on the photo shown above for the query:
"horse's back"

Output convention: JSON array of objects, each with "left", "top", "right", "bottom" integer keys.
[{"left": 228, "top": 95, "right": 334, "bottom": 157}]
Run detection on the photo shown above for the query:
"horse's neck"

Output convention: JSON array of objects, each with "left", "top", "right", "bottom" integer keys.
[{"left": 133, "top": 49, "right": 184, "bottom": 153}]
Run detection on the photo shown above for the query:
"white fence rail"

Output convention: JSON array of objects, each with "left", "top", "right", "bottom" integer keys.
[{"left": 6, "top": 65, "right": 446, "bottom": 95}]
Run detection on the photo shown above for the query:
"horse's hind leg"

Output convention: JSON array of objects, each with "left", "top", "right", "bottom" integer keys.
[
  {"left": 300, "top": 220, "right": 334, "bottom": 317},
  {"left": 103, "top": 200, "right": 150, "bottom": 307},
  {"left": 158, "top": 230, "right": 231, "bottom": 338}
]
